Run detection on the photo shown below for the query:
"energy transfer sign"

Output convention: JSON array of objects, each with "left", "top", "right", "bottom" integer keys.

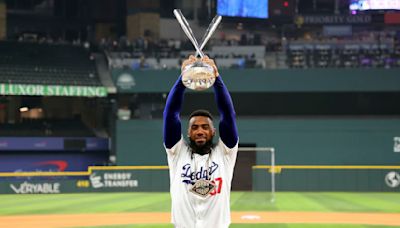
[
  {"left": 0, "top": 84, "right": 107, "bottom": 97},
  {"left": 89, "top": 172, "right": 138, "bottom": 189}
]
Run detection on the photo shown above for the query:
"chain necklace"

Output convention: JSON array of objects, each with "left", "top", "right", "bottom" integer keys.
[
  {"left": 191, "top": 151, "right": 212, "bottom": 180},
  {"left": 189, "top": 149, "right": 216, "bottom": 197}
]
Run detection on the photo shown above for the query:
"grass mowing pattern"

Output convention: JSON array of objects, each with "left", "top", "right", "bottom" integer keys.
[
  {"left": 230, "top": 192, "right": 400, "bottom": 212},
  {"left": 0, "top": 192, "right": 399, "bottom": 216},
  {"left": 1, "top": 192, "right": 400, "bottom": 228}
]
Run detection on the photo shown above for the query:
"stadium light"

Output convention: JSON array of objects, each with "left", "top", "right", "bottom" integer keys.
[
  {"left": 283, "top": 1, "right": 289, "bottom": 7},
  {"left": 19, "top": 107, "right": 29, "bottom": 112}
]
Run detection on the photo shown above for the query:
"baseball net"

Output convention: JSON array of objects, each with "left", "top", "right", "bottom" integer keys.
[{"left": 239, "top": 147, "right": 275, "bottom": 203}]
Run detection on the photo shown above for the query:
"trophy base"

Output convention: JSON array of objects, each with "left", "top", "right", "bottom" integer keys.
[{"left": 182, "top": 63, "right": 216, "bottom": 91}]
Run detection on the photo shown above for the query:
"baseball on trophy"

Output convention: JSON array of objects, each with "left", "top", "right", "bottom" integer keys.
[{"left": 174, "top": 9, "right": 222, "bottom": 91}]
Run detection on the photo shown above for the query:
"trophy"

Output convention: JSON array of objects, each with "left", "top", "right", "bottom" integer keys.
[{"left": 174, "top": 9, "right": 222, "bottom": 91}]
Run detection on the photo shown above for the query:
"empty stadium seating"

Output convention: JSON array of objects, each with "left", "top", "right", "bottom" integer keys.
[
  {"left": 0, "top": 119, "right": 95, "bottom": 137},
  {"left": 0, "top": 41, "right": 102, "bottom": 86}
]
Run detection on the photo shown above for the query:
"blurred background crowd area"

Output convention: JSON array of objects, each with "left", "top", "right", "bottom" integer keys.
[
  {"left": 102, "top": 29, "right": 400, "bottom": 70},
  {"left": 2, "top": 0, "right": 400, "bottom": 71}
]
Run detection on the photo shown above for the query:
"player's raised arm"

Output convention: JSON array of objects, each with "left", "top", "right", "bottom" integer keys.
[
  {"left": 163, "top": 56, "right": 197, "bottom": 149},
  {"left": 203, "top": 56, "right": 238, "bottom": 148}
]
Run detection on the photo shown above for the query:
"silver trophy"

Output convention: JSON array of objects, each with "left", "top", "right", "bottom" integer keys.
[{"left": 174, "top": 9, "right": 222, "bottom": 91}]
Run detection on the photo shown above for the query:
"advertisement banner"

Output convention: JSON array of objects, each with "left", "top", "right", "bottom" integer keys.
[
  {"left": 0, "top": 137, "right": 109, "bottom": 151},
  {"left": 296, "top": 15, "right": 372, "bottom": 25},
  {"left": 0, "top": 152, "right": 108, "bottom": 172},
  {"left": 2, "top": 180, "right": 91, "bottom": 194},
  {"left": 0, "top": 84, "right": 107, "bottom": 97},
  {"left": 9, "top": 181, "right": 63, "bottom": 194},
  {"left": 0, "top": 169, "right": 170, "bottom": 193},
  {"left": 79, "top": 169, "right": 169, "bottom": 192},
  {"left": 89, "top": 171, "right": 139, "bottom": 189}
]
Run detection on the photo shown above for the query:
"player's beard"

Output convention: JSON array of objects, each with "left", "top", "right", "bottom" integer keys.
[{"left": 189, "top": 138, "right": 214, "bottom": 155}]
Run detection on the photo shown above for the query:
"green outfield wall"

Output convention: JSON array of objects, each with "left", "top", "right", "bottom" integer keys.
[
  {"left": 1, "top": 165, "right": 399, "bottom": 193},
  {"left": 112, "top": 68, "right": 400, "bottom": 93},
  {"left": 116, "top": 118, "right": 400, "bottom": 166},
  {"left": 111, "top": 117, "right": 400, "bottom": 192},
  {"left": 1, "top": 117, "right": 399, "bottom": 193},
  {"left": 253, "top": 166, "right": 400, "bottom": 192}
]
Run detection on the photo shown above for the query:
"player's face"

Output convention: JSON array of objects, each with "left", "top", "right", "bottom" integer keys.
[{"left": 188, "top": 116, "right": 215, "bottom": 147}]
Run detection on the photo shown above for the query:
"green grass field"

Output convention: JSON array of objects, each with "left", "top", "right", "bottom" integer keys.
[{"left": 1, "top": 192, "right": 399, "bottom": 227}]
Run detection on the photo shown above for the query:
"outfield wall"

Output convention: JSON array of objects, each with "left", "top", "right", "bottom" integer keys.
[
  {"left": 116, "top": 118, "right": 400, "bottom": 166},
  {"left": 1, "top": 165, "right": 399, "bottom": 194},
  {"left": 0, "top": 167, "right": 169, "bottom": 194},
  {"left": 1, "top": 118, "right": 399, "bottom": 193},
  {"left": 253, "top": 166, "right": 400, "bottom": 192},
  {"left": 111, "top": 117, "right": 400, "bottom": 192}
]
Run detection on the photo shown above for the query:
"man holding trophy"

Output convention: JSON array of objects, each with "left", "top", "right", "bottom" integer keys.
[{"left": 163, "top": 10, "right": 239, "bottom": 228}]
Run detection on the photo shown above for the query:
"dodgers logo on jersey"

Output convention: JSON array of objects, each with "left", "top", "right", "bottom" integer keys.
[{"left": 181, "top": 162, "right": 219, "bottom": 185}]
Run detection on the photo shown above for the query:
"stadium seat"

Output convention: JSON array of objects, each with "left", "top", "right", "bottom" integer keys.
[{"left": 0, "top": 41, "right": 102, "bottom": 86}]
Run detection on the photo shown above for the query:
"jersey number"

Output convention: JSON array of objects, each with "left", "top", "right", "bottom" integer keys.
[{"left": 210, "top": 177, "right": 222, "bottom": 196}]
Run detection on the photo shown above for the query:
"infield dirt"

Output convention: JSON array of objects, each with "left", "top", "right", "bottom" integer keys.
[{"left": 1, "top": 211, "right": 400, "bottom": 228}]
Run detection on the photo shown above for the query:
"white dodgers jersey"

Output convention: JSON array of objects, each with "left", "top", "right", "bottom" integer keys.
[{"left": 165, "top": 137, "right": 238, "bottom": 228}]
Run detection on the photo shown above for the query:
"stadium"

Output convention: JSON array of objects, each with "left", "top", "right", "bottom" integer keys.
[{"left": 0, "top": 0, "right": 400, "bottom": 227}]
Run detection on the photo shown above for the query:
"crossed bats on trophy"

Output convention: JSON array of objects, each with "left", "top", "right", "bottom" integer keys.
[{"left": 173, "top": 9, "right": 222, "bottom": 58}]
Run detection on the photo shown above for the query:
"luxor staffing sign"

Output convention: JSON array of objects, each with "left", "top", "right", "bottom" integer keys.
[{"left": 0, "top": 84, "right": 107, "bottom": 97}]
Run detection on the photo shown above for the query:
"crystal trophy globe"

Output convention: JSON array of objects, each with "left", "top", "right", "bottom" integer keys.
[{"left": 181, "top": 61, "right": 216, "bottom": 91}]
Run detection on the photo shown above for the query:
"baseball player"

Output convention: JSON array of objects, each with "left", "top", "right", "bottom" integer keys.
[{"left": 163, "top": 55, "right": 239, "bottom": 228}]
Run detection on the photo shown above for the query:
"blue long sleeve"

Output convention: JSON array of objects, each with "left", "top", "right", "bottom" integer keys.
[
  {"left": 163, "top": 76, "right": 186, "bottom": 149},
  {"left": 213, "top": 76, "right": 238, "bottom": 148}
]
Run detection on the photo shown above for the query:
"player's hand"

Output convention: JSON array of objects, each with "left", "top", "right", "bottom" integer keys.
[
  {"left": 201, "top": 55, "right": 219, "bottom": 77},
  {"left": 181, "top": 55, "right": 197, "bottom": 72}
]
